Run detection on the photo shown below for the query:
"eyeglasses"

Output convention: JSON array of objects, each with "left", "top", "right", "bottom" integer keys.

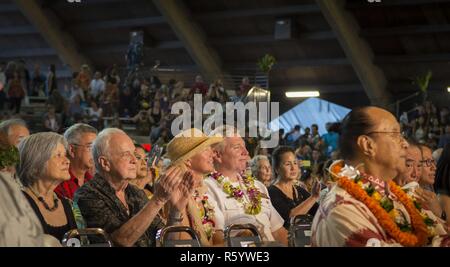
[
  {"left": 365, "top": 131, "right": 406, "bottom": 143},
  {"left": 72, "top": 143, "right": 94, "bottom": 151},
  {"left": 419, "top": 158, "right": 436, "bottom": 167}
]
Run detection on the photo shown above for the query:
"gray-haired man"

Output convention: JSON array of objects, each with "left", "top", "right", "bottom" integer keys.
[
  {"left": 55, "top": 123, "right": 98, "bottom": 199},
  {"left": 0, "top": 119, "right": 30, "bottom": 147},
  {"left": 75, "top": 128, "right": 192, "bottom": 247}
]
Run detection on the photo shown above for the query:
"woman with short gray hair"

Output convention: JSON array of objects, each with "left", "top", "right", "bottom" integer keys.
[
  {"left": 250, "top": 155, "right": 273, "bottom": 187},
  {"left": 18, "top": 132, "right": 77, "bottom": 243}
]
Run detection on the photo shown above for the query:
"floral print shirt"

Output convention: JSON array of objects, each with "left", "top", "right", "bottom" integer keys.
[
  {"left": 311, "top": 172, "right": 449, "bottom": 247},
  {"left": 74, "top": 174, "right": 164, "bottom": 247}
]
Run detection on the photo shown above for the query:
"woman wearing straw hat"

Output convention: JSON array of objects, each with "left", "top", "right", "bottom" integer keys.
[{"left": 165, "top": 128, "right": 225, "bottom": 246}]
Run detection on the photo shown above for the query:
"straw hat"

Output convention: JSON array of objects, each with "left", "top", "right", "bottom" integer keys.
[{"left": 166, "top": 128, "right": 223, "bottom": 165}]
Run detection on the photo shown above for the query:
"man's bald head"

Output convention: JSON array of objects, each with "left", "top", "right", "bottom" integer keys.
[
  {"left": 340, "top": 106, "right": 408, "bottom": 179},
  {"left": 340, "top": 106, "right": 376, "bottom": 160}
]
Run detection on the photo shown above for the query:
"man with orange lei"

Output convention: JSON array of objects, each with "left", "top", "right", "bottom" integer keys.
[{"left": 311, "top": 106, "right": 449, "bottom": 247}]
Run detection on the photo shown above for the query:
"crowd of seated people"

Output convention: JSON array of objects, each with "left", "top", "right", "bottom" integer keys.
[
  {"left": 0, "top": 58, "right": 450, "bottom": 247},
  {"left": 0, "top": 104, "right": 449, "bottom": 246}
]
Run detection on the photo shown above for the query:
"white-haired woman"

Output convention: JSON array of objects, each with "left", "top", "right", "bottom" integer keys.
[
  {"left": 165, "top": 128, "right": 224, "bottom": 246},
  {"left": 18, "top": 132, "right": 77, "bottom": 243},
  {"left": 250, "top": 155, "right": 273, "bottom": 187}
]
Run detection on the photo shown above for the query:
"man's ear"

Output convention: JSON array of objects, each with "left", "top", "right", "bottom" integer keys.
[
  {"left": 357, "top": 135, "right": 376, "bottom": 158},
  {"left": 68, "top": 144, "right": 76, "bottom": 159},
  {"left": 212, "top": 149, "right": 222, "bottom": 164},
  {"left": 98, "top": 156, "right": 111, "bottom": 172}
]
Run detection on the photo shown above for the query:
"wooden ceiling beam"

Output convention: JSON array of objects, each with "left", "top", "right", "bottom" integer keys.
[
  {"left": 363, "top": 24, "right": 450, "bottom": 36},
  {"left": 316, "top": 0, "right": 392, "bottom": 108},
  {"left": 12, "top": 0, "right": 94, "bottom": 70},
  {"left": 152, "top": 0, "right": 232, "bottom": 88},
  {"left": 196, "top": 4, "right": 321, "bottom": 20},
  {"left": 347, "top": 0, "right": 450, "bottom": 8}
]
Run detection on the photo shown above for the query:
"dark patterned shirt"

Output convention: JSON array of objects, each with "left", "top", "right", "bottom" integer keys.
[{"left": 74, "top": 174, "right": 164, "bottom": 247}]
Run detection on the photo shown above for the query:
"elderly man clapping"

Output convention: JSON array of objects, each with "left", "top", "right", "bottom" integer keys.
[{"left": 75, "top": 128, "right": 193, "bottom": 247}]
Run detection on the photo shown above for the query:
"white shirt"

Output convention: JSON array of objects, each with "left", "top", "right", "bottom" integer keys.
[
  {"left": 70, "top": 87, "right": 85, "bottom": 101},
  {"left": 88, "top": 107, "right": 103, "bottom": 121},
  {"left": 48, "top": 117, "right": 58, "bottom": 132},
  {"left": 90, "top": 79, "right": 105, "bottom": 98},
  {"left": 205, "top": 175, "right": 284, "bottom": 241},
  {"left": 0, "top": 171, "right": 45, "bottom": 246}
]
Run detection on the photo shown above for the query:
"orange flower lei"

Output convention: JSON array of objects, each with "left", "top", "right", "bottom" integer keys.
[{"left": 338, "top": 176, "right": 429, "bottom": 246}]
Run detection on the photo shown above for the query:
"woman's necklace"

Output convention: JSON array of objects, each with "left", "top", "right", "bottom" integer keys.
[{"left": 28, "top": 186, "right": 59, "bottom": 212}]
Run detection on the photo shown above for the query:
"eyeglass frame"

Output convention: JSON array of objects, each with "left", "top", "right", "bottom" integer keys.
[
  {"left": 419, "top": 158, "right": 436, "bottom": 167},
  {"left": 363, "top": 131, "right": 407, "bottom": 143},
  {"left": 71, "top": 143, "right": 94, "bottom": 151}
]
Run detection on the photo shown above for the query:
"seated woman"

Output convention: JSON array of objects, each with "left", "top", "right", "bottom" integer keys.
[
  {"left": 165, "top": 128, "right": 224, "bottom": 246},
  {"left": 0, "top": 132, "right": 51, "bottom": 246},
  {"left": 435, "top": 143, "right": 450, "bottom": 227},
  {"left": 250, "top": 155, "right": 273, "bottom": 187},
  {"left": 268, "top": 146, "right": 320, "bottom": 229},
  {"left": 129, "top": 142, "right": 153, "bottom": 199},
  {"left": 17, "top": 132, "right": 77, "bottom": 243}
]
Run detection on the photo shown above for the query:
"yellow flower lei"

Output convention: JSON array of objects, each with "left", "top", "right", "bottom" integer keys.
[{"left": 210, "top": 171, "right": 263, "bottom": 215}]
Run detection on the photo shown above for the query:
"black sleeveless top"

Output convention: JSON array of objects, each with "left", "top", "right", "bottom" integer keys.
[
  {"left": 23, "top": 192, "right": 77, "bottom": 242},
  {"left": 268, "top": 185, "right": 319, "bottom": 229}
]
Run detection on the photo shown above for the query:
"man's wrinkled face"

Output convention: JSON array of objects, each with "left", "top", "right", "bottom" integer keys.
[
  {"left": 105, "top": 134, "right": 137, "bottom": 180},
  {"left": 215, "top": 136, "right": 250, "bottom": 174},
  {"left": 404, "top": 146, "right": 422, "bottom": 183},
  {"left": 361, "top": 108, "right": 409, "bottom": 179},
  {"left": 70, "top": 132, "right": 97, "bottom": 170},
  {"left": 8, "top": 125, "right": 30, "bottom": 147}
]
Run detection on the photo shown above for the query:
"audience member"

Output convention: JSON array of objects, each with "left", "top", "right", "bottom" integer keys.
[
  {"left": 268, "top": 146, "right": 319, "bottom": 229},
  {"left": 6, "top": 71, "right": 25, "bottom": 114},
  {"left": 43, "top": 106, "right": 61, "bottom": 133},
  {"left": 205, "top": 126, "right": 288, "bottom": 245},
  {"left": 46, "top": 64, "right": 58, "bottom": 96},
  {"left": 250, "top": 155, "right": 273, "bottom": 187},
  {"left": 129, "top": 142, "right": 153, "bottom": 199},
  {"left": 74, "top": 128, "right": 190, "bottom": 247},
  {"left": 311, "top": 106, "right": 447, "bottom": 247},
  {"left": 90, "top": 71, "right": 105, "bottom": 101},
  {"left": 18, "top": 133, "right": 77, "bottom": 243},
  {"left": 55, "top": 124, "right": 97, "bottom": 199},
  {"left": 0, "top": 118, "right": 30, "bottom": 147},
  {"left": 190, "top": 75, "right": 208, "bottom": 97},
  {"left": 434, "top": 144, "right": 450, "bottom": 226},
  {"left": 0, "top": 132, "right": 53, "bottom": 246},
  {"left": 165, "top": 128, "right": 224, "bottom": 246}
]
